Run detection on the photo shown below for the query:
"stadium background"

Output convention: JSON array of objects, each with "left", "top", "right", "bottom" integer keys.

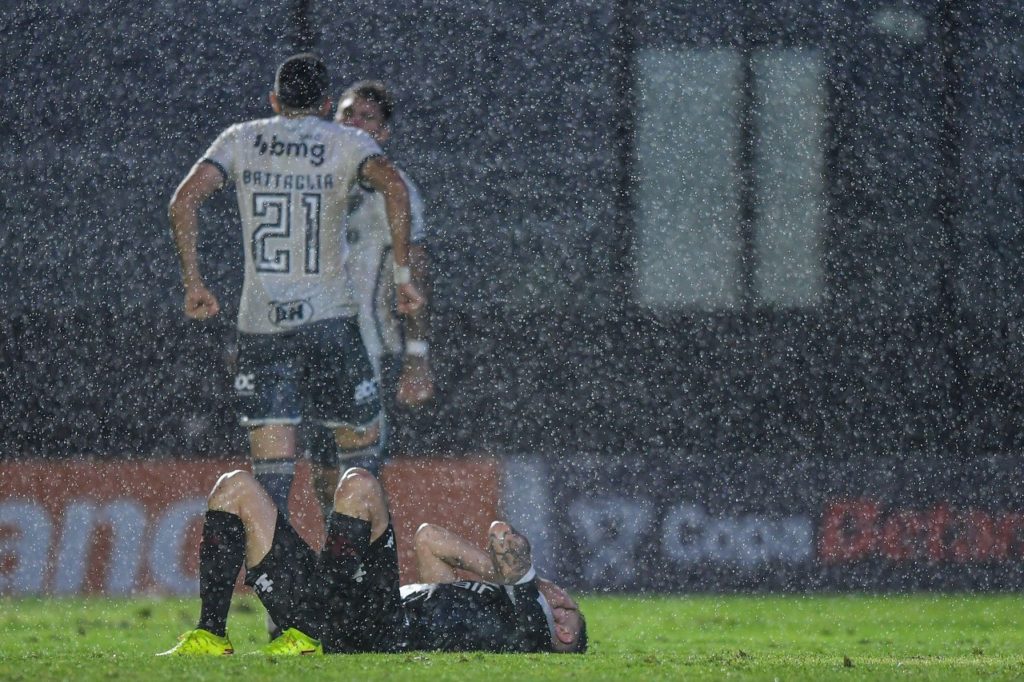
[{"left": 3, "top": 0, "right": 1024, "bottom": 593}]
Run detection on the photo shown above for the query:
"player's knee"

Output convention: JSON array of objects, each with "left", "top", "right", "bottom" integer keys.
[
  {"left": 414, "top": 522, "right": 442, "bottom": 549},
  {"left": 208, "top": 469, "right": 257, "bottom": 508},
  {"left": 336, "top": 466, "right": 376, "bottom": 493},
  {"left": 333, "top": 466, "right": 381, "bottom": 508}
]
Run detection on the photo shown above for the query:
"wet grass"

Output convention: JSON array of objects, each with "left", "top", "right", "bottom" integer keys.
[{"left": 0, "top": 593, "right": 1022, "bottom": 680}]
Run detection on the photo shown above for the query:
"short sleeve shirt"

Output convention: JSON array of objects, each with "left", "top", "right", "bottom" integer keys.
[{"left": 202, "top": 116, "right": 382, "bottom": 334}]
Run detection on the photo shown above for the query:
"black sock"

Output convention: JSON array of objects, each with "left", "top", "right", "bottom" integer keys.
[
  {"left": 253, "top": 459, "right": 295, "bottom": 519},
  {"left": 321, "top": 513, "right": 371, "bottom": 576},
  {"left": 246, "top": 550, "right": 301, "bottom": 636},
  {"left": 197, "top": 511, "right": 245, "bottom": 637},
  {"left": 314, "top": 513, "right": 372, "bottom": 639}
]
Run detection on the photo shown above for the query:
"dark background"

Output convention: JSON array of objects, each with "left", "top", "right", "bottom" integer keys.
[{"left": 3, "top": 0, "right": 1023, "bottom": 467}]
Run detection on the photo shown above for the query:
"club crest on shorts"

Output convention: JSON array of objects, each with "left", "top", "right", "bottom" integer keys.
[
  {"left": 268, "top": 299, "right": 313, "bottom": 328},
  {"left": 353, "top": 378, "right": 378, "bottom": 405},
  {"left": 254, "top": 573, "right": 274, "bottom": 593}
]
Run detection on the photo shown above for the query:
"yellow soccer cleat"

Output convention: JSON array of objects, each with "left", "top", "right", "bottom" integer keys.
[
  {"left": 157, "top": 628, "right": 235, "bottom": 656},
  {"left": 261, "top": 627, "right": 323, "bottom": 656}
]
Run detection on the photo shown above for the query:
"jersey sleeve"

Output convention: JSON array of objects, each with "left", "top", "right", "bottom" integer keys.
[
  {"left": 350, "top": 129, "right": 385, "bottom": 190},
  {"left": 200, "top": 125, "right": 238, "bottom": 183}
]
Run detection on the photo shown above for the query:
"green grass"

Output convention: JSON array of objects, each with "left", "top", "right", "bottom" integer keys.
[{"left": 1, "top": 593, "right": 1022, "bottom": 680}]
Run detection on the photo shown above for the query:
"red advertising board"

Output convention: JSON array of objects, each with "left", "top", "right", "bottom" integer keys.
[{"left": 0, "top": 457, "right": 500, "bottom": 595}]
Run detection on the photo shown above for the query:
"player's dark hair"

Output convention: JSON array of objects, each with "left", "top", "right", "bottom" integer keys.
[
  {"left": 275, "top": 53, "right": 329, "bottom": 110},
  {"left": 338, "top": 80, "right": 395, "bottom": 123},
  {"left": 573, "top": 613, "right": 588, "bottom": 654}
]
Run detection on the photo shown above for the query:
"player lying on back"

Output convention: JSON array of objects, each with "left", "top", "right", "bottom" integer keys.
[{"left": 157, "top": 467, "right": 587, "bottom": 655}]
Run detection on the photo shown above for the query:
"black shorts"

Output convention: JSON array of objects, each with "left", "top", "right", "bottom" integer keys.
[
  {"left": 304, "top": 352, "right": 401, "bottom": 468},
  {"left": 234, "top": 316, "right": 380, "bottom": 428},
  {"left": 245, "top": 512, "right": 407, "bottom": 653}
]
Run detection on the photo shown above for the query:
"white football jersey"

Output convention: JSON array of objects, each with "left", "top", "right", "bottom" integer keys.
[
  {"left": 201, "top": 115, "right": 383, "bottom": 334},
  {"left": 345, "top": 168, "right": 427, "bottom": 362}
]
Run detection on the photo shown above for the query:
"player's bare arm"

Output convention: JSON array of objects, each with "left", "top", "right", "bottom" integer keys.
[
  {"left": 487, "top": 521, "right": 534, "bottom": 583},
  {"left": 413, "top": 522, "right": 500, "bottom": 583},
  {"left": 359, "top": 156, "right": 424, "bottom": 314},
  {"left": 169, "top": 161, "right": 224, "bottom": 320},
  {"left": 397, "top": 243, "right": 435, "bottom": 405}
]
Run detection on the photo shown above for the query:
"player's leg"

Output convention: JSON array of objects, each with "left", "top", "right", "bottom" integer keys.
[
  {"left": 329, "top": 466, "right": 391, "bottom": 541},
  {"left": 306, "top": 424, "right": 340, "bottom": 523},
  {"left": 234, "top": 330, "right": 302, "bottom": 518},
  {"left": 309, "top": 420, "right": 380, "bottom": 524},
  {"left": 375, "top": 351, "right": 405, "bottom": 466},
  {"left": 317, "top": 467, "right": 406, "bottom": 652},
  {"left": 158, "top": 469, "right": 278, "bottom": 655},
  {"left": 234, "top": 330, "right": 303, "bottom": 642},
  {"left": 249, "top": 425, "right": 297, "bottom": 518},
  {"left": 334, "top": 420, "right": 382, "bottom": 476},
  {"left": 309, "top": 351, "right": 395, "bottom": 521},
  {"left": 207, "top": 470, "right": 324, "bottom": 655},
  {"left": 320, "top": 467, "right": 391, "bottom": 588},
  {"left": 242, "top": 466, "right": 392, "bottom": 655},
  {"left": 204, "top": 470, "right": 279, "bottom": 578},
  {"left": 305, "top": 316, "right": 383, "bottom": 511}
]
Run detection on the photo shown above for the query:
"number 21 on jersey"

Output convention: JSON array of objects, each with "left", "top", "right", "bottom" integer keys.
[{"left": 251, "top": 191, "right": 322, "bottom": 274}]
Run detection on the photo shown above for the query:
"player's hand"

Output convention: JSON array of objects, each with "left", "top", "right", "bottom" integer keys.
[
  {"left": 396, "top": 282, "right": 424, "bottom": 315},
  {"left": 183, "top": 283, "right": 220, "bottom": 320},
  {"left": 397, "top": 356, "right": 434, "bottom": 406},
  {"left": 487, "top": 521, "right": 533, "bottom": 583},
  {"left": 536, "top": 578, "right": 579, "bottom": 611}
]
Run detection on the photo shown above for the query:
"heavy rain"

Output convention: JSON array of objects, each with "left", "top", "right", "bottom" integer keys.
[{"left": 3, "top": 0, "right": 1024, "bottom": 677}]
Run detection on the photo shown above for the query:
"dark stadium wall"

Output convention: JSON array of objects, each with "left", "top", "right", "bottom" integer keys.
[{"left": 2, "top": 0, "right": 1024, "bottom": 463}]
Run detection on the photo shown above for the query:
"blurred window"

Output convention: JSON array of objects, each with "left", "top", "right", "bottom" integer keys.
[{"left": 634, "top": 48, "right": 825, "bottom": 310}]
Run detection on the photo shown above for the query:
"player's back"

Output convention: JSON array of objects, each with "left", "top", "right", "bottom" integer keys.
[{"left": 203, "top": 115, "right": 383, "bottom": 333}]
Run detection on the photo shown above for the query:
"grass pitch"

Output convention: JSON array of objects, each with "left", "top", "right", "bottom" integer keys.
[{"left": 1, "top": 593, "right": 1022, "bottom": 680}]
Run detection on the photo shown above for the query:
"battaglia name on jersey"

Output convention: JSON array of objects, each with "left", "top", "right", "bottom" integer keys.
[
  {"left": 253, "top": 133, "right": 326, "bottom": 166},
  {"left": 242, "top": 170, "right": 335, "bottom": 190}
]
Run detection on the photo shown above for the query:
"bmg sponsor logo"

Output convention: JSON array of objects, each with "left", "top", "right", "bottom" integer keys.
[
  {"left": 269, "top": 299, "right": 313, "bottom": 328},
  {"left": 253, "top": 134, "right": 325, "bottom": 166}
]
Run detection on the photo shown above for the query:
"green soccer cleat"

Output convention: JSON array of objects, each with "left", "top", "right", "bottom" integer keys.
[
  {"left": 157, "top": 628, "right": 234, "bottom": 656},
  {"left": 260, "top": 627, "right": 323, "bottom": 656}
]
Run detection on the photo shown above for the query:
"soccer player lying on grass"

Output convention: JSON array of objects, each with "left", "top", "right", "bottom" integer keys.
[{"left": 158, "top": 467, "right": 587, "bottom": 655}]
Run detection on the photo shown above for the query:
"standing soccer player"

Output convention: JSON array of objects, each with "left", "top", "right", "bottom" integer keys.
[
  {"left": 306, "top": 80, "right": 435, "bottom": 515},
  {"left": 169, "top": 54, "right": 422, "bottom": 519}
]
